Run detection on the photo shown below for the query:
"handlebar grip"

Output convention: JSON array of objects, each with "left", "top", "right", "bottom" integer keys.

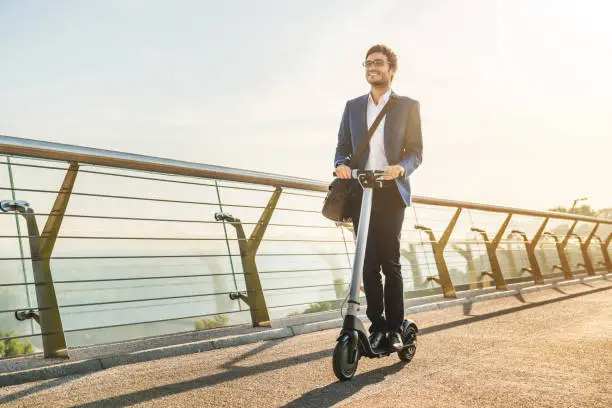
[{"left": 333, "top": 169, "right": 359, "bottom": 179}]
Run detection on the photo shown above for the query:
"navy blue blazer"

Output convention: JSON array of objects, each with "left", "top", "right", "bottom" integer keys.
[{"left": 334, "top": 91, "right": 423, "bottom": 206}]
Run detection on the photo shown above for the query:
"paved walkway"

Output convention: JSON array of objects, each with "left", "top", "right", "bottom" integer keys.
[{"left": 1, "top": 279, "right": 611, "bottom": 407}]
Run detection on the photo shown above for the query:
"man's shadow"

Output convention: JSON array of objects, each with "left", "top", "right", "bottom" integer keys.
[{"left": 281, "top": 361, "right": 407, "bottom": 408}]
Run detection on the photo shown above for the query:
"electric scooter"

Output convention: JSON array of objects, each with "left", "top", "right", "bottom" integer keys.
[{"left": 332, "top": 169, "right": 418, "bottom": 381}]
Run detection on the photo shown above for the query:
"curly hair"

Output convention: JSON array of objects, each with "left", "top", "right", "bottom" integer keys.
[{"left": 365, "top": 44, "right": 398, "bottom": 70}]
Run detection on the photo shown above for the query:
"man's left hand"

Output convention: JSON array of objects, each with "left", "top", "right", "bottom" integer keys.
[{"left": 382, "top": 165, "right": 405, "bottom": 180}]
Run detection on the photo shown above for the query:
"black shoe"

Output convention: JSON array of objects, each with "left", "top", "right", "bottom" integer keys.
[
  {"left": 389, "top": 331, "right": 403, "bottom": 351},
  {"left": 369, "top": 332, "right": 384, "bottom": 349}
]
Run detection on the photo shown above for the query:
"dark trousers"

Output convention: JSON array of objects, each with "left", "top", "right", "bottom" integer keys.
[{"left": 348, "top": 182, "right": 406, "bottom": 334}]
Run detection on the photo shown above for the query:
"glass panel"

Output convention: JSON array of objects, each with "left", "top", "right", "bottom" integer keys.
[{"left": 0, "top": 157, "right": 39, "bottom": 356}]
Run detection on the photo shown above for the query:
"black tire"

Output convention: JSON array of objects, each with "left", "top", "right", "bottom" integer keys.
[
  {"left": 397, "top": 325, "right": 417, "bottom": 362},
  {"left": 333, "top": 340, "right": 360, "bottom": 381}
]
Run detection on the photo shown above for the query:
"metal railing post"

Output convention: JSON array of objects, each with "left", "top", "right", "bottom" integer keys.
[
  {"left": 471, "top": 213, "right": 512, "bottom": 290},
  {"left": 415, "top": 208, "right": 461, "bottom": 298},
  {"left": 572, "top": 223, "right": 600, "bottom": 276},
  {"left": 511, "top": 217, "right": 549, "bottom": 284},
  {"left": 1, "top": 162, "right": 78, "bottom": 358},
  {"left": 546, "top": 220, "right": 578, "bottom": 280},
  {"left": 593, "top": 232, "right": 612, "bottom": 272},
  {"left": 215, "top": 187, "right": 281, "bottom": 327}
]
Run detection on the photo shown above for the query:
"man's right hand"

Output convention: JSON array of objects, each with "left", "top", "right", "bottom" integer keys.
[{"left": 335, "top": 164, "right": 352, "bottom": 179}]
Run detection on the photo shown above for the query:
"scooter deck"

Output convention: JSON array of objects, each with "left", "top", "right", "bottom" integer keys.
[
  {"left": 371, "top": 347, "right": 393, "bottom": 356},
  {"left": 369, "top": 346, "right": 414, "bottom": 356},
  {"left": 369, "top": 340, "right": 416, "bottom": 357}
]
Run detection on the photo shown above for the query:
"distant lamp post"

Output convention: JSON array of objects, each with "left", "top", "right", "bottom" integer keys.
[{"left": 570, "top": 197, "right": 588, "bottom": 212}]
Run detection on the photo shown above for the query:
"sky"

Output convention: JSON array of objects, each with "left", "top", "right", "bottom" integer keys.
[{"left": 1, "top": 0, "right": 611, "bottom": 212}]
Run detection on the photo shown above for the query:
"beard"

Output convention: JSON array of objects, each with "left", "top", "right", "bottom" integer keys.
[{"left": 366, "top": 73, "right": 390, "bottom": 86}]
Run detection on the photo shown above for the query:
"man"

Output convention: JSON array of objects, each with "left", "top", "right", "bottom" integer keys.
[{"left": 334, "top": 44, "right": 423, "bottom": 351}]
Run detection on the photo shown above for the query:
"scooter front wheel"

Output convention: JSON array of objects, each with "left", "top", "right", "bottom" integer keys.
[
  {"left": 397, "top": 325, "right": 417, "bottom": 362},
  {"left": 332, "top": 339, "right": 360, "bottom": 381}
]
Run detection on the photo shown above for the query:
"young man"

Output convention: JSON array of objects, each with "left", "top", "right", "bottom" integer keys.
[{"left": 334, "top": 44, "right": 423, "bottom": 351}]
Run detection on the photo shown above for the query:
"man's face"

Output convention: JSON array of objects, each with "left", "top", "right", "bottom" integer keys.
[{"left": 364, "top": 52, "right": 395, "bottom": 86}]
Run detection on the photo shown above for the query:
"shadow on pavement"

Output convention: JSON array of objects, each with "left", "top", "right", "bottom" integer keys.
[
  {"left": 73, "top": 347, "right": 334, "bottom": 408},
  {"left": 514, "top": 292, "right": 527, "bottom": 303},
  {"left": 221, "top": 337, "right": 289, "bottom": 369},
  {"left": 421, "top": 285, "right": 610, "bottom": 336},
  {"left": 281, "top": 361, "right": 406, "bottom": 408},
  {"left": 551, "top": 287, "right": 567, "bottom": 295},
  {"left": 0, "top": 374, "right": 83, "bottom": 405}
]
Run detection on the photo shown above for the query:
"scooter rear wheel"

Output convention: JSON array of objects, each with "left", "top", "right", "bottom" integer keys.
[
  {"left": 333, "top": 340, "right": 360, "bottom": 381},
  {"left": 397, "top": 325, "right": 417, "bottom": 362}
]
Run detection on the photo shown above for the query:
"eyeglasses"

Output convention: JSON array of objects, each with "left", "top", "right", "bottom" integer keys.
[{"left": 362, "top": 59, "right": 387, "bottom": 68}]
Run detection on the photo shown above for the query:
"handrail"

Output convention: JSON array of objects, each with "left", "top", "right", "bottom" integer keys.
[
  {"left": 0, "top": 135, "right": 326, "bottom": 192},
  {"left": 1, "top": 134, "right": 610, "bottom": 225}
]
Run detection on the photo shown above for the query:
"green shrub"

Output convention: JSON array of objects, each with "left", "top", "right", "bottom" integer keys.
[
  {"left": 303, "top": 302, "right": 332, "bottom": 314},
  {"left": 194, "top": 314, "right": 229, "bottom": 330},
  {"left": 288, "top": 301, "right": 334, "bottom": 317},
  {"left": 1, "top": 329, "right": 35, "bottom": 357}
]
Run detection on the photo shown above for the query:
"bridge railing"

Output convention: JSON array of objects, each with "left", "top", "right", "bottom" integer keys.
[{"left": 1, "top": 134, "right": 610, "bottom": 359}]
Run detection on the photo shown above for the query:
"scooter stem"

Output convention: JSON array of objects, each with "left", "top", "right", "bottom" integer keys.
[{"left": 346, "top": 187, "right": 374, "bottom": 316}]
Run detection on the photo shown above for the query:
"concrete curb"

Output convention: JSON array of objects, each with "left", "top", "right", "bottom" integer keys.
[
  {"left": 0, "top": 328, "right": 296, "bottom": 387},
  {"left": 0, "top": 359, "right": 103, "bottom": 387},
  {"left": 1, "top": 273, "right": 610, "bottom": 387}
]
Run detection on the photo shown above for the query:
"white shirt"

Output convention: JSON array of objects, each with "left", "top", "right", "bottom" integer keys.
[{"left": 365, "top": 88, "right": 392, "bottom": 171}]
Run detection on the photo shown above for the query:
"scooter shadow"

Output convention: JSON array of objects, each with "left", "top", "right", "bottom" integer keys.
[{"left": 281, "top": 361, "right": 406, "bottom": 408}]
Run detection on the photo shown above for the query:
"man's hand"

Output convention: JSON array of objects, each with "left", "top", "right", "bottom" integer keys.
[
  {"left": 382, "top": 165, "right": 405, "bottom": 180},
  {"left": 335, "top": 164, "right": 352, "bottom": 179}
]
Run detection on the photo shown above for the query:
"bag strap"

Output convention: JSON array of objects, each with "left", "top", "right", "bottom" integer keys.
[{"left": 351, "top": 95, "right": 398, "bottom": 165}]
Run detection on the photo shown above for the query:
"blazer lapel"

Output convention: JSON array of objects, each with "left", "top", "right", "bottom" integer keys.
[
  {"left": 357, "top": 94, "right": 368, "bottom": 137},
  {"left": 383, "top": 92, "right": 401, "bottom": 155},
  {"left": 354, "top": 95, "right": 369, "bottom": 168}
]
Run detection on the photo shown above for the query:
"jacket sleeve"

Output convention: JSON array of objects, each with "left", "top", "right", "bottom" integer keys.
[
  {"left": 334, "top": 101, "right": 352, "bottom": 168},
  {"left": 398, "top": 100, "right": 423, "bottom": 177}
]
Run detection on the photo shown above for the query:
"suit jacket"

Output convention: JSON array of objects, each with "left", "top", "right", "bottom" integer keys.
[{"left": 334, "top": 91, "right": 423, "bottom": 206}]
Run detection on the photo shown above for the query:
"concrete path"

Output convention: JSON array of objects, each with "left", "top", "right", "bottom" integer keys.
[{"left": 1, "top": 279, "right": 610, "bottom": 407}]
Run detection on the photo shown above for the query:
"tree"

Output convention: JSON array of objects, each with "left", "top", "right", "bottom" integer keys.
[
  {"left": 596, "top": 208, "right": 612, "bottom": 219},
  {"left": 548, "top": 204, "right": 611, "bottom": 237},
  {"left": 548, "top": 205, "right": 597, "bottom": 217}
]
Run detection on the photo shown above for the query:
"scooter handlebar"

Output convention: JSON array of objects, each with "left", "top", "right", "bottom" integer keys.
[{"left": 332, "top": 169, "right": 388, "bottom": 179}]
